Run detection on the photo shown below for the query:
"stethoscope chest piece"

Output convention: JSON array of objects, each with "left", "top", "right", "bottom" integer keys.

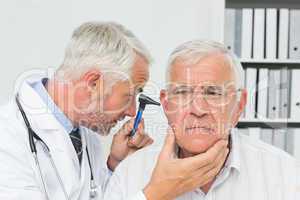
[{"left": 89, "top": 180, "right": 97, "bottom": 199}]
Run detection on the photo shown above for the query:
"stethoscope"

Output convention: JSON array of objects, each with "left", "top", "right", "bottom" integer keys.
[{"left": 15, "top": 94, "right": 98, "bottom": 200}]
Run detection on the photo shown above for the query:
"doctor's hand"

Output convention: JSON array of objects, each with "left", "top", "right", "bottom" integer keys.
[
  {"left": 107, "top": 118, "right": 153, "bottom": 171},
  {"left": 143, "top": 127, "right": 229, "bottom": 200}
]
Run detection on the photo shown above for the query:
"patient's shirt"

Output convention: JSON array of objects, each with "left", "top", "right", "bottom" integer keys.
[{"left": 104, "top": 129, "right": 300, "bottom": 200}]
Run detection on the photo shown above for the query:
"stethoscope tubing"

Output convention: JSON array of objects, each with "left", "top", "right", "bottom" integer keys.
[{"left": 15, "top": 94, "right": 96, "bottom": 200}]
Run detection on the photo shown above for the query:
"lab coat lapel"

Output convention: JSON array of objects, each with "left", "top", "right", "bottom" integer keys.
[
  {"left": 76, "top": 130, "right": 91, "bottom": 199},
  {"left": 17, "top": 79, "right": 82, "bottom": 199}
]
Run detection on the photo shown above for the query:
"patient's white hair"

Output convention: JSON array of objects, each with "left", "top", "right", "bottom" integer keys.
[
  {"left": 56, "top": 21, "right": 152, "bottom": 87},
  {"left": 166, "top": 40, "right": 244, "bottom": 90}
]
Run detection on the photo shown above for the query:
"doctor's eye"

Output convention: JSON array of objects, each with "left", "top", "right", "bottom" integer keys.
[{"left": 137, "top": 88, "right": 143, "bottom": 93}]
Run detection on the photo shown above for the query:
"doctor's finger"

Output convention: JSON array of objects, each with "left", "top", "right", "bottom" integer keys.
[
  {"left": 185, "top": 148, "right": 229, "bottom": 190},
  {"left": 134, "top": 134, "right": 153, "bottom": 149},
  {"left": 124, "top": 118, "right": 144, "bottom": 137},
  {"left": 127, "top": 121, "right": 148, "bottom": 147},
  {"left": 127, "top": 129, "right": 146, "bottom": 148},
  {"left": 184, "top": 140, "right": 228, "bottom": 171},
  {"left": 116, "top": 119, "right": 135, "bottom": 138},
  {"left": 191, "top": 147, "right": 229, "bottom": 178},
  {"left": 196, "top": 148, "right": 229, "bottom": 186}
]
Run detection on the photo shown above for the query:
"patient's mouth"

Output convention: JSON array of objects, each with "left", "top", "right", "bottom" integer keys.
[{"left": 185, "top": 126, "right": 214, "bottom": 134}]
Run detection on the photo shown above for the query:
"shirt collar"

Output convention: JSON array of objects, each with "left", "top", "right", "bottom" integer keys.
[
  {"left": 224, "top": 128, "right": 241, "bottom": 174},
  {"left": 30, "top": 78, "right": 74, "bottom": 133}
]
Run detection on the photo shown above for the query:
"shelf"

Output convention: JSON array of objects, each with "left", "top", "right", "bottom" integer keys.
[
  {"left": 241, "top": 59, "right": 300, "bottom": 64},
  {"left": 237, "top": 118, "right": 300, "bottom": 128},
  {"left": 226, "top": 0, "right": 300, "bottom": 9},
  {"left": 240, "top": 59, "right": 300, "bottom": 69}
]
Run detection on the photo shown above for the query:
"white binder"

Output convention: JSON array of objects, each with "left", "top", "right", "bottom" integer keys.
[
  {"left": 290, "top": 129, "right": 300, "bottom": 160},
  {"left": 248, "top": 127, "right": 261, "bottom": 140},
  {"left": 272, "top": 128, "right": 287, "bottom": 151},
  {"left": 260, "top": 128, "right": 273, "bottom": 145},
  {"left": 266, "top": 8, "right": 277, "bottom": 59},
  {"left": 257, "top": 68, "right": 268, "bottom": 119},
  {"left": 241, "top": 8, "right": 253, "bottom": 59},
  {"left": 279, "top": 9, "right": 290, "bottom": 118},
  {"left": 224, "top": 9, "right": 236, "bottom": 53},
  {"left": 289, "top": 9, "right": 300, "bottom": 59},
  {"left": 268, "top": 69, "right": 281, "bottom": 119},
  {"left": 286, "top": 127, "right": 300, "bottom": 160},
  {"left": 253, "top": 8, "right": 265, "bottom": 59},
  {"left": 286, "top": 129, "right": 294, "bottom": 156},
  {"left": 289, "top": 9, "right": 300, "bottom": 160},
  {"left": 291, "top": 70, "right": 300, "bottom": 121},
  {"left": 289, "top": 10, "right": 300, "bottom": 118},
  {"left": 234, "top": 9, "right": 243, "bottom": 58},
  {"left": 279, "top": 68, "right": 291, "bottom": 118},
  {"left": 245, "top": 68, "right": 257, "bottom": 119},
  {"left": 236, "top": 128, "right": 249, "bottom": 136},
  {"left": 278, "top": 9, "right": 289, "bottom": 59}
]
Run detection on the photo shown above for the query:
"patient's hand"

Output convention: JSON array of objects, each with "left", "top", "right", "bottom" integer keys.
[{"left": 143, "top": 127, "right": 228, "bottom": 200}]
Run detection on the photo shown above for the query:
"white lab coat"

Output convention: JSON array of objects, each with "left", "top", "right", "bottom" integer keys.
[{"left": 0, "top": 78, "right": 111, "bottom": 200}]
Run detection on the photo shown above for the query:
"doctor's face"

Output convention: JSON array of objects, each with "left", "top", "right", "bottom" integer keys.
[
  {"left": 73, "top": 55, "right": 149, "bottom": 135},
  {"left": 160, "top": 53, "right": 246, "bottom": 156}
]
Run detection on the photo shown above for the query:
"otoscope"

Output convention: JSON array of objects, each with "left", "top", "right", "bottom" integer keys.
[{"left": 129, "top": 94, "right": 160, "bottom": 137}]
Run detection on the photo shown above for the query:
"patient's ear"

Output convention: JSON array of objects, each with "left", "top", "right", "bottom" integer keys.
[
  {"left": 232, "top": 89, "right": 247, "bottom": 127},
  {"left": 160, "top": 89, "right": 168, "bottom": 111}
]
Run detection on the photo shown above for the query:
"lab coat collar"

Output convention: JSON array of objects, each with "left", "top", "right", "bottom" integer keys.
[
  {"left": 31, "top": 78, "right": 74, "bottom": 133},
  {"left": 17, "top": 77, "right": 67, "bottom": 131}
]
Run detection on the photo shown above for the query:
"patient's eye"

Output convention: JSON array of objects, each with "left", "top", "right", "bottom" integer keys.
[
  {"left": 174, "top": 89, "right": 188, "bottom": 95},
  {"left": 173, "top": 87, "right": 193, "bottom": 95},
  {"left": 203, "top": 86, "right": 224, "bottom": 96}
]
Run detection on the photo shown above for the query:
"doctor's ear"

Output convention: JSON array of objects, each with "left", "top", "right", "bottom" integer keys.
[{"left": 82, "top": 69, "right": 102, "bottom": 90}]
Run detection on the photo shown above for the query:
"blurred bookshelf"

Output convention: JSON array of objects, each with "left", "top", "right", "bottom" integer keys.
[{"left": 224, "top": 0, "right": 300, "bottom": 158}]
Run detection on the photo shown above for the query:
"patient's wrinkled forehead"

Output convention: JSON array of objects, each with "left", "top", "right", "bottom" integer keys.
[{"left": 169, "top": 53, "right": 235, "bottom": 86}]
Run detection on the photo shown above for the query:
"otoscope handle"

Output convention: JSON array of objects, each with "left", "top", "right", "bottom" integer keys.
[
  {"left": 129, "top": 108, "right": 144, "bottom": 137},
  {"left": 129, "top": 94, "right": 160, "bottom": 137}
]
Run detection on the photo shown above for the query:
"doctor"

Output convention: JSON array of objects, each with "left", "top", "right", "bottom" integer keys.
[{"left": 0, "top": 22, "right": 154, "bottom": 200}]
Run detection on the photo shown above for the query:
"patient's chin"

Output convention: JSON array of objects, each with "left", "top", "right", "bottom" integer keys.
[{"left": 177, "top": 133, "right": 220, "bottom": 156}]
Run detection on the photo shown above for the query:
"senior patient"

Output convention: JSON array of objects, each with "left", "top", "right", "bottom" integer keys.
[{"left": 104, "top": 40, "right": 300, "bottom": 200}]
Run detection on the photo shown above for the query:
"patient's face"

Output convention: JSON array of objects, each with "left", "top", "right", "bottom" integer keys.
[{"left": 160, "top": 53, "right": 246, "bottom": 156}]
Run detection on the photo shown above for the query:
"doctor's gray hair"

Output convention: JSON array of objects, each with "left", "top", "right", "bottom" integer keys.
[
  {"left": 56, "top": 22, "right": 152, "bottom": 84},
  {"left": 166, "top": 40, "right": 244, "bottom": 90}
]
